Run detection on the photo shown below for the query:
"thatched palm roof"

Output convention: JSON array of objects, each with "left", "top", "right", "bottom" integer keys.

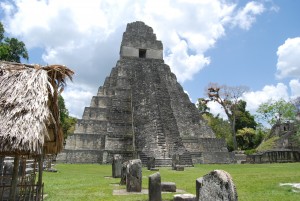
[{"left": 0, "top": 61, "right": 74, "bottom": 156}]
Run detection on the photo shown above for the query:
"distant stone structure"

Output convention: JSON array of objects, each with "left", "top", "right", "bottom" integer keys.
[
  {"left": 57, "top": 21, "right": 234, "bottom": 165},
  {"left": 246, "top": 121, "right": 300, "bottom": 163}
]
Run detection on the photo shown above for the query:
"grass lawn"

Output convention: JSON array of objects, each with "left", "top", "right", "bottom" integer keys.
[{"left": 43, "top": 163, "right": 300, "bottom": 201}]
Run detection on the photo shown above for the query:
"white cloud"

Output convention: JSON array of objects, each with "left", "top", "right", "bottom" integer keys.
[
  {"left": 242, "top": 83, "right": 289, "bottom": 113},
  {"left": 289, "top": 79, "right": 300, "bottom": 99},
  {"left": 207, "top": 101, "right": 227, "bottom": 120},
  {"left": 61, "top": 83, "right": 95, "bottom": 118},
  {"left": 0, "top": 0, "right": 266, "bottom": 117},
  {"left": 276, "top": 37, "right": 300, "bottom": 79},
  {"left": 230, "top": 1, "right": 265, "bottom": 30}
]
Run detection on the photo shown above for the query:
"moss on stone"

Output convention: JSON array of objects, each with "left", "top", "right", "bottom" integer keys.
[{"left": 256, "top": 136, "right": 280, "bottom": 152}]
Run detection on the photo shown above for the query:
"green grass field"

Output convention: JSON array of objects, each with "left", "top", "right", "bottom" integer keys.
[{"left": 43, "top": 163, "right": 300, "bottom": 201}]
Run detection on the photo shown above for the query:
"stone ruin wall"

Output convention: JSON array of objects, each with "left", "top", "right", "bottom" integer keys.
[{"left": 120, "top": 21, "right": 163, "bottom": 60}]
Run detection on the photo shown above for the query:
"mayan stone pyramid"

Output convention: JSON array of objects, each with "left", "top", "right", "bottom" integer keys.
[{"left": 58, "top": 21, "right": 235, "bottom": 165}]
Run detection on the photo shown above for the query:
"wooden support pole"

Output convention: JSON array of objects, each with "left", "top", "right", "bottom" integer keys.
[
  {"left": 0, "top": 156, "right": 4, "bottom": 174},
  {"left": 37, "top": 154, "right": 43, "bottom": 200},
  {"left": 9, "top": 155, "right": 20, "bottom": 201},
  {"left": 0, "top": 156, "right": 4, "bottom": 185}
]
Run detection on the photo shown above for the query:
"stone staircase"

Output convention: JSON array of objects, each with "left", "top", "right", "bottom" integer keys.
[
  {"left": 138, "top": 152, "right": 173, "bottom": 167},
  {"left": 155, "top": 158, "right": 172, "bottom": 167},
  {"left": 179, "top": 152, "right": 193, "bottom": 167},
  {"left": 154, "top": 119, "right": 167, "bottom": 155},
  {"left": 138, "top": 152, "right": 148, "bottom": 166}
]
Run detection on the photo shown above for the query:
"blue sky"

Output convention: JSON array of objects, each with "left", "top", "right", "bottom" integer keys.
[{"left": 1, "top": 0, "right": 299, "bottom": 120}]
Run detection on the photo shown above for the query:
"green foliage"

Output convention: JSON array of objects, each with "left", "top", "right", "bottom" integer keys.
[
  {"left": 201, "top": 99, "right": 259, "bottom": 151},
  {"left": 256, "top": 136, "right": 279, "bottom": 152},
  {"left": 244, "top": 149, "right": 256, "bottom": 155},
  {"left": 0, "top": 22, "right": 29, "bottom": 62},
  {"left": 0, "top": 22, "right": 4, "bottom": 41},
  {"left": 203, "top": 113, "right": 234, "bottom": 151},
  {"left": 42, "top": 163, "right": 300, "bottom": 201},
  {"left": 235, "top": 100, "right": 257, "bottom": 131},
  {"left": 254, "top": 125, "right": 267, "bottom": 147},
  {"left": 256, "top": 99, "right": 297, "bottom": 127},
  {"left": 293, "top": 120, "right": 300, "bottom": 146},
  {"left": 197, "top": 98, "right": 210, "bottom": 114},
  {"left": 236, "top": 127, "right": 256, "bottom": 150},
  {"left": 236, "top": 127, "right": 264, "bottom": 150},
  {"left": 291, "top": 97, "right": 300, "bottom": 145},
  {"left": 58, "top": 95, "right": 77, "bottom": 139}
]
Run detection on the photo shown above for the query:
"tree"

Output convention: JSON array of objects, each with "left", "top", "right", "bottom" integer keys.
[
  {"left": 235, "top": 100, "right": 257, "bottom": 131},
  {"left": 256, "top": 98, "right": 297, "bottom": 127},
  {"left": 0, "top": 22, "right": 28, "bottom": 62},
  {"left": 58, "top": 95, "right": 77, "bottom": 140},
  {"left": 236, "top": 127, "right": 256, "bottom": 150},
  {"left": 291, "top": 97, "right": 300, "bottom": 144},
  {"left": 197, "top": 98, "right": 210, "bottom": 114},
  {"left": 202, "top": 113, "right": 234, "bottom": 151},
  {"left": 236, "top": 127, "right": 264, "bottom": 150},
  {"left": 205, "top": 83, "right": 249, "bottom": 150}
]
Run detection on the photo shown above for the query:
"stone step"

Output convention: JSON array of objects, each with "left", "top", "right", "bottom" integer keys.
[
  {"left": 138, "top": 152, "right": 148, "bottom": 166},
  {"left": 155, "top": 158, "right": 172, "bottom": 167}
]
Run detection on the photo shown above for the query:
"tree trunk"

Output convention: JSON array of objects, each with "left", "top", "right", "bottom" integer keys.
[
  {"left": 231, "top": 115, "right": 237, "bottom": 150},
  {"left": 9, "top": 155, "right": 20, "bottom": 201}
]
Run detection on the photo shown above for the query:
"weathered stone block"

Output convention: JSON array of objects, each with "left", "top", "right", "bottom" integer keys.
[
  {"left": 174, "top": 194, "right": 196, "bottom": 201},
  {"left": 175, "top": 165, "right": 184, "bottom": 171},
  {"left": 195, "top": 178, "right": 202, "bottom": 201},
  {"left": 120, "top": 161, "right": 128, "bottom": 185},
  {"left": 197, "top": 170, "right": 238, "bottom": 201},
  {"left": 126, "top": 159, "right": 142, "bottom": 192},
  {"left": 161, "top": 182, "right": 176, "bottom": 192},
  {"left": 149, "top": 172, "right": 162, "bottom": 201},
  {"left": 112, "top": 154, "right": 122, "bottom": 178},
  {"left": 147, "top": 157, "right": 155, "bottom": 170},
  {"left": 172, "top": 154, "right": 180, "bottom": 170}
]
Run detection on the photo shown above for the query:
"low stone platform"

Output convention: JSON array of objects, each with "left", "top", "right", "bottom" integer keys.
[
  {"left": 175, "top": 165, "right": 184, "bottom": 171},
  {"left": 161, "top": 182, "right": 176, "bottom": 192},
  {"left": 174, "top": 194, "right": 196, "bottom": 201},
  {"left": 113, "top": 188, "right": 186, "bottom": 195}
]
